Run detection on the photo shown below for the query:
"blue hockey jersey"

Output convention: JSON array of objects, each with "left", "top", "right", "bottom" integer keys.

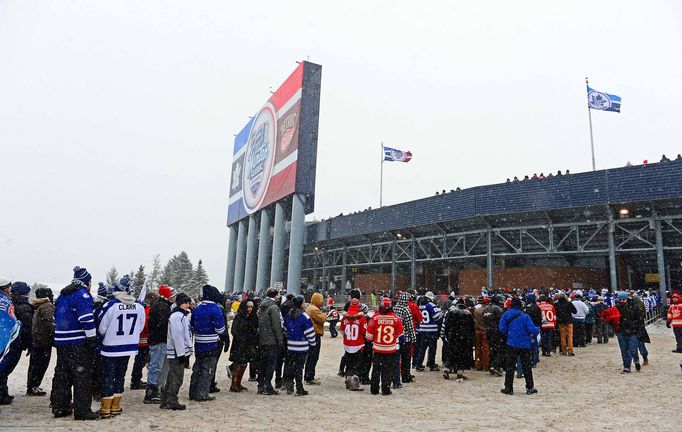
[
  {"left": 284, "top": 310, "right": 316, "bottom": 353},
  {"left": 417, "top": 302, "right": 442, "bottom": 334},
  {"left": 190, "top": 300, "right": 226, "bottom": 353},
  {"left": 54, "top": 283, "right": 96, "bottom": 346}
]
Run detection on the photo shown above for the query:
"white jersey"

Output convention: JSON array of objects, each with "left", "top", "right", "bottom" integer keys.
[{"left": 98, "top": 297, "right": 146, "bottom": 357}]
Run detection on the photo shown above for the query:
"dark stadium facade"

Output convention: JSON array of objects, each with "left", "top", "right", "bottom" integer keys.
[{"left": 300, "top": 160, "right": 682, "bottom": 298}]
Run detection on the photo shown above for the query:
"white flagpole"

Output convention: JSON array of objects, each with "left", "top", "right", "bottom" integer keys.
[
  {"left": 380, "top": 141, "right": 384, "bottom": 207},
  {"left": 586, "top": 77, "right": 596, "bottom": 171}
]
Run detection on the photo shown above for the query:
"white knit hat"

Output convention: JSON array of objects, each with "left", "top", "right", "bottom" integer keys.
[{"left": 0, "top": 277, "right": 11, "bottom": 288}]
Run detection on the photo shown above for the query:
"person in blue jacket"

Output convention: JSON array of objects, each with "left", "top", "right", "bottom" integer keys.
[{"left": 499, "top": 297, "right": 539, "bottom": 395}]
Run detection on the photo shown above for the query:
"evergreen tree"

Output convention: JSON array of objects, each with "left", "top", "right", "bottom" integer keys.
[
  {"left": 31, "top": 282, "right": 48, "bottom": 291},
  {"left": 192, "top": 259, "right": 209, "bottom": 290},
  {"left": 150, "top": 254, "right": 162, "bottom": 289},
  {"left": 106, "top": 266, "right": 119, "bottom": 285},
  {"left": 133, "top": 265, "right": 146, "bottom": 291},
  {"left": 159, "top": 256, "right": 177, "bottom": 287},
  {"left": 175, "top": 251, "right": 194, "bottom": 295}
]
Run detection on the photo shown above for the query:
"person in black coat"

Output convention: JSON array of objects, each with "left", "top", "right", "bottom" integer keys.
[
  {"left": 0, "top": 281, "right": 33, "bottom": 404},
  {"left": 443, "top": 300, "right": 475, "bottom": 380},
  {"left": 554, "top": 295, "right": 577, "bottom": 356},
  {"left": 229, "top": 300, "right": 258, "bottom": 392}
]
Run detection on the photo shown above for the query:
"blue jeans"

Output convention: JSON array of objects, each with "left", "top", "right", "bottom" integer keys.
[
  {"left": 415, "top": 333, "right": 438, "bottom": 368},
  {"left": 101, "top": 356, "right": 129, "bottom": 398},
  {"left": 147, "top": 343, "right": 167, "bottom": 386},
  {"left": 304, "top": 335, "right": 321, "bottom": 382},
  {"left": 258, "top": 344, "right": 280, "bottom": 390},
  {"left": 616, "top": 333, "right": 640, "bottom": 370},
  {"left": 638, "top": 340, "right": 648, "bottom": 359},
  {"left": 541, "top": 328, "right": 554, "bottom": 354}
]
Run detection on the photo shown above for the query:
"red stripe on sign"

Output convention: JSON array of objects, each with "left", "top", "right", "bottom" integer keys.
[
  {"left": 268, "top": 63, "right": 304, "bottom": 112},
  {"left": 263, "top": 161, "right": 297, "bottom": 207}
]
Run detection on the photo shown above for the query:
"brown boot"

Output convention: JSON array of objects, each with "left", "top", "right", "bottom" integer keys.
[
  {"left": 230, "top": 364, "right": 243, "bottom": 392},
  {"left": 111, "top": 394, "right": 122, "bottom": 416},
  {"left": 98, "top": 397, "right": 113, "bottom": 419},
  {"left": 237, "top": 364, "right": 248, "bottom": 391},
  {"left": 642, "top": 357, "right": 649, "bottom": 366}
]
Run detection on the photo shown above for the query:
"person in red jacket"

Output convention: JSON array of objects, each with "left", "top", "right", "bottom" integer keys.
[
  {"left": 537, "top": 296, "right": 557, "bottom": 357},
  {"left": 666, "top": 294, "right": 682, "bottom": 353},
  {"left": 601, "top": 303, "right": 621, "bottom": 334},
  {"left": 339, "top": 299, "right": 367, "bottom": 391},
  {"left": 366, "top": 298, "right": 404, "bottom": 396}
]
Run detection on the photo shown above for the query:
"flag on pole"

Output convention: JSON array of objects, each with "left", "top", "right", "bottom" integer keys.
[
  {"left": 383, "top": 146, "right": 412, "bottom": 162},
  {"left": 587, "top": 86, "right": 621, "bottom": 113}
]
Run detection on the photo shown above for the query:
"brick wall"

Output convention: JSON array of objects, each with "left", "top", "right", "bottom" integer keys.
[
  {"left": 458, "top": 267, "right": 610, "bottom": 296},
  {"left": 354, "top": 273, "right": 410, "bottom": 293}
]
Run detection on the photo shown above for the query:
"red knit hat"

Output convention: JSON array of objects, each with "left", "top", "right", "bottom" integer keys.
[
  {"left": 348, "top": 298, "right": 361, "bottom": 315},
  {"left": 158, "top": 285, "right": 173, "bottom": 300},
  {"left": 381, "top": 297, "right": 391, "bottom": 307}
]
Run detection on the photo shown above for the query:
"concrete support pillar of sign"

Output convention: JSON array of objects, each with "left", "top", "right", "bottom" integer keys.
[
  {"left": 233, "top": 219, "right": 248, "bottom": 293},
  {"left": 270, "top": 201, "right": 287, "bottom": 288},
  {"left": 224, "top": 224, "right": 238, "bottom": 293},
  {"left": 243, "top": 214, "right": 258, "bottom": 291},
  {"left": 287, "top": 194, "right": 306, "bottom": 295},
  {"left": 255, "top": 208, "right": 273, "bottom": 293},
  {"left": 411, "top": 237, "right": 416, "bottom": 290}
]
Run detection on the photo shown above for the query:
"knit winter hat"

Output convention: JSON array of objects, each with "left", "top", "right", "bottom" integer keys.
[
  {"left": 425, "top": 291, "right": 435, "bottom": 301},
  {"left": 293, "top": 295, "right": 305, "bottom": 309},
  {"left": 0, "top": 277, "right": 11, "bottom": 289},
  {"left": 202, "top": 284, "right": 224, "bottom": 304},
  {"left": 510, "top": 297, "right": 523, "bottom": 309},
  {"left": 347, "top": 298, "right": 361, "bottom": 315},
  {"left": 617, "top": 291, "right": 629, "bottom": 299},
  {"left": 97, "top": 282, "right": 108, "bottom": 301},
  {"left": 175, "top": 293, "right": 191, "bottom": 306},
  {"left": 158, "top": 285, "right": 173, "bottom": 300},
  {"left": 11, "top": 281, "right": 31, "bottom": 297},
  {"left": 72, "top": 266, "right": 92, "bottom": 286},
  {"left": 113, "top": 275, "right": 133, "bottom": 294},
  {"left": 381, "top": 297, "right": 392, "bottom": 307},
  {"left": 35, "top": 287, "right": 53, "bottom": 300},
  {"left": 482, "top": 297, "right": 491, "bottom": 304}
]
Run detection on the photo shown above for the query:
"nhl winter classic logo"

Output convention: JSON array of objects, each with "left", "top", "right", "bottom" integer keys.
[
  {"left": 588, "top": 90, "right": 612, "bottom": 110},
  {"left": 242, "top": 103, "right": 277, "bottom": 214},
  {"left": 391, "top": 149, "right": 405, "bottom": 161}
]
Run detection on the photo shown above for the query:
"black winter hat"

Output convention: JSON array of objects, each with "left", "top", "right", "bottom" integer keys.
[
  {"left": 35, "top": 288, "right": 53, "bottom": 300},
  {"left": 175, "top": 293, "right": 191, "bottom": 306},
  {"left": 510, "top": 297, "right": 523, "bottom": 309},
  {"left": 202, "top": 284, "right": 224, "bottom": 304},
  {"left": 293, "top": 295, "right": 305, "bottom": 308}
]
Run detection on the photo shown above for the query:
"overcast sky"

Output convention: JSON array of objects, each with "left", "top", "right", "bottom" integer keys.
[{"left": 1, "top": 1, "right": 681, "bottom": 289}]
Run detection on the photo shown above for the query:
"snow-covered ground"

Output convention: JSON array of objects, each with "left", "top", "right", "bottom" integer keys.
[{"left": 2, "top": 321, "right": 679, "bottom": 431}]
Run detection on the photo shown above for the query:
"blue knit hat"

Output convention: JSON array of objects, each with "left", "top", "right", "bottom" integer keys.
[
  {"left": 72, "top": 266, "right": 92, "bottom": 287},
  {"left": 11, "top": 281, "right": 31, "bottom": 297},
  {"left": 617, "top": 291, "right": 629, "bottom": 299},
  {"left": 97, "top": 282, "right": 108, "bottom": 301},
  {"left": 113, "top": 275, "right": 133, "bottom": 294}
]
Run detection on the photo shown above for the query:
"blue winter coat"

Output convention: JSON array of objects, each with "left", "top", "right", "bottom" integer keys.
[{"left": 499, "top": 308, "right": 539, "bottom": 349}]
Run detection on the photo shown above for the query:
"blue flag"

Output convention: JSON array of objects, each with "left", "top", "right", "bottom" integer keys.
[{"left": 587, "top": 86, "right": 621, "bottom": 113}]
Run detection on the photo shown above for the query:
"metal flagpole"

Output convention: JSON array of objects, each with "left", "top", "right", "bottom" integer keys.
[
  {"left": 586, "top": 77, "right": 596, "bottom": 171},
  {"left": 380, "top": 141, "right": 384, "bottom": 207}
]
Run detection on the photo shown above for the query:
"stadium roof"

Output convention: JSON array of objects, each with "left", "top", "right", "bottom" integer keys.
[{"left": 305, "top": 160, "right": 682, "bottom": 247}]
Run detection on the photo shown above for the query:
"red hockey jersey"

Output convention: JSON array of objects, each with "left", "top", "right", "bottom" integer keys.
[
  {"left": 366, "top": 311, "right": 404, "bottom": 354},
  {"left": 340, "top": 315, "right": 367, "bottom": 353},
  {"left": 538, "top": 302, "right": 557, "bottom": 329}
]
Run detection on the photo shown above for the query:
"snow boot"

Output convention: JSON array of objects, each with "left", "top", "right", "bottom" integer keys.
[
  {"left": 110, "top": 394, "right": 122, "bottom": 416},
  {"left": 144, "top": 385, "right": 160, "bottom": 404},
  {"left": 97, "top": 397, "right": 113, "bottom": 419}
]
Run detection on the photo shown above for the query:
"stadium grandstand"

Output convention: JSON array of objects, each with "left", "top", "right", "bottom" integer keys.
[{"left": 301, "top": 159, "right": 682, "bottom": 297}]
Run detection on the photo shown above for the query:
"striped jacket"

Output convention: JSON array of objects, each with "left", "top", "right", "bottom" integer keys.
[
  {"left": 166, "top": 308, "right": 193, "bottom": 359},
  {"left": 284, "top": 309, "right": 316, "bottom": 353},
  {"left": 191, "top": 300, "right": 227, "bottom": 353},
  {"left": 54, "top": 283, "right": 96, "bottom": 346},
  {"left": 417, "top": 302, "right": 442, "bottom": 334}
]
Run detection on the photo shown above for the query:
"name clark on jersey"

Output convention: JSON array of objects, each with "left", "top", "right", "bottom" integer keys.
[{"left": 118, "top": 303, "right": 138, "bottom": 310}]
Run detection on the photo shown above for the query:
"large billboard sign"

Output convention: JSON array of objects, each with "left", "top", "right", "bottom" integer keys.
[{"left": 227, "top": 61, "right": 321, "bottom": 226}]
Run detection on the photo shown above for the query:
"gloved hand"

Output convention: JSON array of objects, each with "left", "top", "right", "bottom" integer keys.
[
  {"left": 667, "top": 322, "right": 672, "bottom": 329},
  {"left": 176, "top": 355, "right": 186, "bottom": 364},
  {"left": 223, "top": 341, "right": 230, "bottom": 353},
  {"left": 183, "top": 356, "right": 191, "bottom": 369},
  {"left": 86, "top": 337, "right": 98, "bottom": 352}
]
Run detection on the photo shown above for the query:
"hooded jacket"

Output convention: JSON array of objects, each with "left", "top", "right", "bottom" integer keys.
[
  {"left": 12, "top": 294, "right": 33, "bottom": 350},
  {"left": 31, "top": 297, "right": 55, "bottom": 348},
  {"left": 393, "top": 293, "right": 416, "bottom": 343},
  {"left": 284, "top": 307, "right": 316, "bottom": 353},
  {"left": 305, "top": 292, "right": 327, "bottom": 336},
  {"left": 97, "top": 291, "right": 146, "bottom": 357},
  {"left": 258, "top": 297, "right": 284, "bottom": 347},
  {"left": 191, "top": 286, "right": 227, "bottom": 354},
  {"left": 54, "top": 283, "right": 96, "bottom": 346},
  {"left": 554, "top": 297, "right": 577, "bottom": 325},
  {"left": 167, "top": 308, "right": 193, "bottom": 359}
]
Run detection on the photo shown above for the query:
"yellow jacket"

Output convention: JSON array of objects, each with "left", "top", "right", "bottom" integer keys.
[{"left": 306, "top": 293, "right": 327, "bottom": 336}]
